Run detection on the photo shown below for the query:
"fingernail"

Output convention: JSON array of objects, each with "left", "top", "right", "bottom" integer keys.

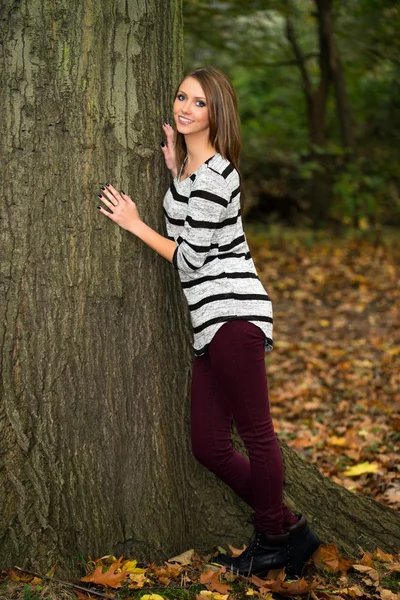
[
  {"left": 97, "top": 206, "right": 101, "bottom": 210},
  {"left": 121, "top": 190, "right": 125, "bottom": 194},
  {"left": 106, "top": 183, "right": 110, "bottom": 187},
  {"left": 98, "top": 194, "right": 102, "bottom": 198},
  {"left": 161, "top": 141, "right": 166, "bottom": 147},
  {"left": 101, "top": 186, "right": 105, "bottom": 190}
]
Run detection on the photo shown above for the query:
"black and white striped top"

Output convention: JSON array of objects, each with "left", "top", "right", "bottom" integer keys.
[{"left": 163, "top": 153, "right": 273, "bottom": 356}]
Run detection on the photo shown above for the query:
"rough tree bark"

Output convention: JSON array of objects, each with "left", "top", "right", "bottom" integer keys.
[{"left": 0, "top": 0, "right": 399, "bottom": 578}]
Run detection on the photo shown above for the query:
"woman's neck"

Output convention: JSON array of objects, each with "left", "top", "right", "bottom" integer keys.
[{"left": 184, "top": 134, "right": 216, "bottom": 170}]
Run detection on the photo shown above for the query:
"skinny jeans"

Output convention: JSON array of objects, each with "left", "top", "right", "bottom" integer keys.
[{"left": 191, "top": 320, "right": 297, "bottom": 535}]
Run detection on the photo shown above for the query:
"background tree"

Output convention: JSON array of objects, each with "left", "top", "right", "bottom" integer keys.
[
  {"left": 0, "top": 0, "right": 399, "bottom": 577},
  {"left": 184, "top": 0, "right": 400, "bottom": 228}
]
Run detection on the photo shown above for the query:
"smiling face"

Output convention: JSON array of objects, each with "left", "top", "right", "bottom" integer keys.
[{"left": 173, "top": 77, "right": 210, "bottom": 138}]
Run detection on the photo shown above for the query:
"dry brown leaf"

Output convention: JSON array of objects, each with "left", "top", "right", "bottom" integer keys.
[
  {"left": 387, "top": 561, "right": 400, "bottom": 573},
  {"left": 341, "top": 584, "right": 365, "bottom": 597},
  {"left": 251, "top": 574, "right": 318, "bottom": 596},
  {"left": 353, "top": 564, "right": 379, "bottom": 581},
  {"left": 81, "top": 557, "right": 128, "bottom": 589},
  {"left": 379, "top": 590, "right": 398, "bottom": 600},
  {"left": 228, "top": 543, "right": 246, "bottom": 557},
  {"left": 200, "top": 567, "right": 232, "bottom": 595},
  {"left": 168, "top": 549, "right": 194, "bottom": 565},
  {"left": 374, "top": 548, "right": 394, "bottom": 562},
  {"left": 359, "top": 551, "right": 374, "bottom": 567},
  {"left": 317, "top": 543, "right": 340, "bottom": 572},
  {"left": 164, "top": 562, "right": 183, "bottom": 578},
  {"left": 7, "top": 570, "right": 33, "bottom": 583},
  {"left": 128, "top": 572, "right": 150, "bottom": 589}
]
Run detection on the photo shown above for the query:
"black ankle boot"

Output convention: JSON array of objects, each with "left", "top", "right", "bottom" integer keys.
[
  {"left": 216, "top": 530, "right": 289, "bottom": 577},
  {"left": 285, "top": 515, "right": 321, "bottom": 577}
]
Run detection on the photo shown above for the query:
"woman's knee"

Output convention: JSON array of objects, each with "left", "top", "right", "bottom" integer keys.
[{"left": 191, "top": 436, "right": 231, "bottom": 471}]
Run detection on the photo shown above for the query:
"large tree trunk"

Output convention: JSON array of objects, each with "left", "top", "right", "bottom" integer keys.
[
  {"left": 280, "top": 442, "right": 400, "bottom": 556},
  {"left": 1, "top": 0, "right": 399, "bottom": 578}
]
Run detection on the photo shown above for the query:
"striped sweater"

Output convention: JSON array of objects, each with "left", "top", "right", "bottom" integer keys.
[{"left": 163, "top": 153, "right": 273, "bottom": 356}]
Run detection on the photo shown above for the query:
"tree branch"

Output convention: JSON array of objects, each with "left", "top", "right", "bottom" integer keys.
[{"left": 283, "top": 2, "right": 313, "bottom": 99}]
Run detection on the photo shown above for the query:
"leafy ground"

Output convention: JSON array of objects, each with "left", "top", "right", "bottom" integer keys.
[
  {"left": 1, "top": 228, "right": 399, "bottom": 600},
  {"left": 248, "top": 227, "right": 400, "bottom": 510}
]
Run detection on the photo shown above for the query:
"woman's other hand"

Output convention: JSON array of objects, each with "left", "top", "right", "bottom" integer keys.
[
  {"left": 97, "top": 184, "right": 141, "bottom": 234},
  {"left": 161, "top": 122, "right": 177, "bottom": 178}
]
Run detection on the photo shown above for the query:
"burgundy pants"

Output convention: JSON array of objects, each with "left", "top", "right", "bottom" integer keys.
[{"left": 191, "top": 320, "right": 297, "bottom": 535}]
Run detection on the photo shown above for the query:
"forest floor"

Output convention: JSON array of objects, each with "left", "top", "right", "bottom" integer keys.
[
  {"left": 249, "top": 226, "right": 400, "bottom": 512},
  {"left": 1, "top": 228, "right": 399, "bottom": 599}
]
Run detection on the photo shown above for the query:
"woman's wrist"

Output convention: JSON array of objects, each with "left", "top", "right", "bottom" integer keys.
[{"left": 127, "top": 218, "right": 145, "bottom": 238}]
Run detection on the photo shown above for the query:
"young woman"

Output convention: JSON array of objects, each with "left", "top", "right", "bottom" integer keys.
[{"left": 97, "top": 66, "right": 320, "bottom": 578}]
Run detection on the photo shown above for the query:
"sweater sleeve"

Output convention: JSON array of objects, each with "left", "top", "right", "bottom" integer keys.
[{"left": 172, "top": 169, "right": 231, "bottom": 273}]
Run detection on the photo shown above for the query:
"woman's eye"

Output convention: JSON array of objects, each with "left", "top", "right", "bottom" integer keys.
[
  {"left": 177, "top": 93, "right": 185, "bottom": 101},
  {"left": 196, "top": 101, "right": 206, "bottom": 107}
]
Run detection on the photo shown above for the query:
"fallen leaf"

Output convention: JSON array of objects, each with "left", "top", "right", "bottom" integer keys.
[
  {"left": 168, "top": 549, "right": 194, "bottom": 565},
  {"left": 387, "top": 561, "right": 400, "bottom": 573},
  {"left": 251, "top": 574, "right": 318, "bottom": 596},
  {"left": 343, "top": 462, "right": 379, "bottom": 477},
  {"left": 352, "top": 564, "right": 379, "bottom": 580},
  {"left": 81, "top": 557, "right": 128, "bottom": 589},
  {"left": 200, "top": 567, "right": 232, "bottom": 594},
  {"left": 374, "top": 548, "right": 393, "bottom": 562},
  {"left": 228, "top": 544, "right": 246, "bottom": 557},
  {"left": 45, "top": 562, "right": 58, "bottom": 578},
  {"left": 122, "top": 559, "right": 138, "bottom": 572},
  {"left": 128, "top": 572, "right": 151, "bottom": 589},
  {"left": 317, "top": 544, "right": 340, "bottom": 572},
  {"left": 341, "top": 584, "right": 365, "bottom": 597},
  {"left": 164, "top": 562, "right": 183, "bottom": 578},
  {"left": 359, "top": 551, "right": 374, "bottom": 567},
  {"left": 198, "top": 591, "right": 229, "bottom": 600},
  {"left": 379, "top": 590, "right": 398, "bottom": 600},
  {"left": 7, "top": 570, "right": 34, "bottom": 583},
  {"left": 328, "top": 435, "right": 347, "bottom": 446},
  {"left": 141, "top": 595, "right": 165, "bottom": 600}
]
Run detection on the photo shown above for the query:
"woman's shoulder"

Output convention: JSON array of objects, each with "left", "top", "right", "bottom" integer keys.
[{"left": 196, "top": 154, "right": 239, "bottom": 189}]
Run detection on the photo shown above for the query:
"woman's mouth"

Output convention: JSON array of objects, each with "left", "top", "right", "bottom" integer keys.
[{"left": 178, "top": 116, "right": 194, "bottom": 125}]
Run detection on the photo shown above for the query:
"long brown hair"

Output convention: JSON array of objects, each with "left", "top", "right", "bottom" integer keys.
[{"left": 174, "top": 66, "right": 242, "bottom": 174}]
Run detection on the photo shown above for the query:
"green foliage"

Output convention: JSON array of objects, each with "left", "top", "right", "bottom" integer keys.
[{"left": 184, "top": 0, "right": 400, "bottom": 227}]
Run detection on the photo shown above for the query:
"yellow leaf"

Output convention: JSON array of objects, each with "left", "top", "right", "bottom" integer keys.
[
  {"left": 122, "top": 559, "right": 138, "bottom": 572},
  {"left": 199, "top": 591, "right": 229, "bottom": 600},
  {"left": 328, "top": 435, "right": 347, "bottom": 446},
  {"left": 141, "top": 595, "right": 165, "bottom": 600},
  {"left": 128, "top": 573, "right": 151, "bottom": 588},
  {"left": 45, "top": 562, "right": 58, "bottom": 578},
  {"left": 343, "top": 462, "right": 379, "bottom": 477},
  {"left": 319, "top": 319, "right": 330, "bottom": 327}
]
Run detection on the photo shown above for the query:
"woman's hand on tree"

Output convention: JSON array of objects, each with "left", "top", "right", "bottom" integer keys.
[
  {"left": 97, "top": 184, "right": 141, "bottom": 234},
  {"left": 161, "top": 122, "right": 177, "bottom": 178}
]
